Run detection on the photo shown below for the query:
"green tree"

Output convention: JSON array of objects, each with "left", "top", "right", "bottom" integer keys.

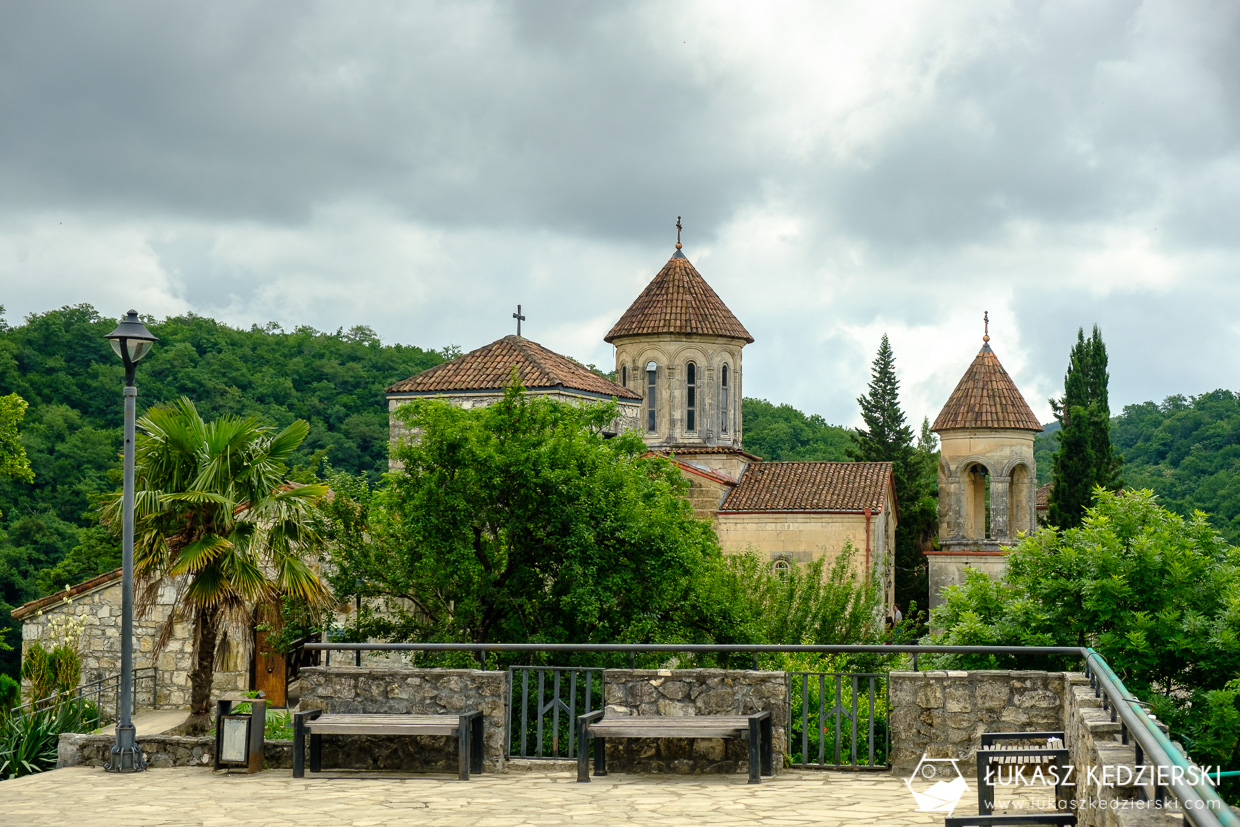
[
  {"left": 848, "top": 335, "right": 935, "bottom": 614},
  {"left": 99, "top": 398, "right": 332, "bottom": 732},
  {"left": 328, "top": 384, "right": 737, "bottom": 655},
  {"left": 1047, "top": 326, "right": 1122, "bottom": 529},
  {"left": 741, "top": 398, "right": 852, "bottom": 461},
  {"left": 926, "top": 489, "right": 1240, "bottom": 801},
  {"left": 0, "top": 393, "right": 34, "bottom": 517}
]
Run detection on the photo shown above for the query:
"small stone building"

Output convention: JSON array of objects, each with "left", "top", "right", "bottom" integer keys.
[
  {"left": 925, "top": 329, "right": 1043, "bottom": 609},
  {"left": 11, "top": 571, "right": 251, "bottom": 709}
]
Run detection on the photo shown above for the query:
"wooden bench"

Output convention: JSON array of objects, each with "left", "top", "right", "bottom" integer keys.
[
  {"left": 576, "top": 710, "right": 774, "bottom": 784},
  {"left": 292, "top": 710, "right": 484, "bottom": 780},
  {"left": 947, "top": 731, "right": 1074, "bottom": 827}
]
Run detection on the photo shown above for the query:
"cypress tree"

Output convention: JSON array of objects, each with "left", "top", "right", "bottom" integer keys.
[
  {"left": 849, "top": 334, "right": 934, "bottom": 614},
  {"left": 1047, "top": 326, "right": 1121, "bottom": 529}
]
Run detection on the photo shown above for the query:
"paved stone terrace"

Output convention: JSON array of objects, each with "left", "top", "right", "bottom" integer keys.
[{"left": 0, "top": 766, "right": 1057, "bottom": 826}]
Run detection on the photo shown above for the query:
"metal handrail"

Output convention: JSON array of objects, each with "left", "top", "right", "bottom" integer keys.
[
  {"left": 9, "top": 667, "right": 157, "bottom": 719},
  {"left": 304, "top": 642, "right": 1238, "bottom": 826}
]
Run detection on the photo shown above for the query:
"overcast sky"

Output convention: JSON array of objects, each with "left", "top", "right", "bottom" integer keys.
[{"left": 2, "top": 1, "right": 1238, "bottom": 429}]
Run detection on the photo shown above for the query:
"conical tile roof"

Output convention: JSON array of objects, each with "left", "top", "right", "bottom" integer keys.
[
  {"left": 387, "top": 335, "right": 640, "bottom": 400},
  {"left": 605, "top": 249, "right": 753, "bottom": 343},
  {"left": 932, "top": 344, "right": 1043, "bottom": 432}
]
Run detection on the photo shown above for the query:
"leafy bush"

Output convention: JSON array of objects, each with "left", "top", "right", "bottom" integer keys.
[
  {"left": 0, "top": 674, "right": 19, "bottom": 717},
  {"left": 925, "top": 489, "right": 1240, "bottom": 803},
  {"left": 20, "top": 642, "right": 80, "bottom": 705},
  {"left": 0, "top": 699, "right": 98, "bottom": 779}
]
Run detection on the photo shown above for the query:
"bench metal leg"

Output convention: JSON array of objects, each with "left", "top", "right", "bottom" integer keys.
[
  {"left": 977, "top": 752, "right": 992, "bottom": 815},
  {"left": 593, "top": 734, "right": 607, "bottom": 777},
  {"left": 458, "top": 718, "right": 471, "bottom": 781},
  {"left": 760, "top": 715, "right": 773, "bottom": 777},
  {"left": 748, "top": 718, "right": 761, "bottom": 784},
  {"left": 577, "top": 723, "right": 591, "bottom": 782},
  {"left": 292, "top": 715, "right": 306, "bottom": 778},
  {"left": 309, "top": 733, "right": 322, "bottom": 773},
  {"left": 471, "top": 713, "right": 484, "bottom": 776},
  {"left": 292, "top": 709, "right": 320, "bottom": 779}
]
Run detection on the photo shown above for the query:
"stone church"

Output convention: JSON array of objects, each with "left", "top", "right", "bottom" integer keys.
[{"left": 385, "top": 238, "right": 898, "bottom": 609}]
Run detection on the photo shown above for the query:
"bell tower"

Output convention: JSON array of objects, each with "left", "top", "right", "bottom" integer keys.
[
  {"left": 927, "top": 315, "right": 1042, "bottom": 609},
  {"left": 604, "top": 221, "right": 753, "bottom": 452}
]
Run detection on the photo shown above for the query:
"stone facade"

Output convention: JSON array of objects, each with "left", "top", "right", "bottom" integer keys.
[
  {"left": 715, "top": 506, "right": 898, "bottom": 608},
  {"left": 297, "top": 666, "right": 508, "bottom": 772},
  {"left": 15, "top": 574, "right": 247, "bottom": 710},
  {"left": 888, "top": 670, "right": 1068, "bottom": 774},
  {"left": 601, "top": 668, "right": 787, "bottom": 776},
  {"left": 612, "top": 333, "right": 746, "bottom": 451}
]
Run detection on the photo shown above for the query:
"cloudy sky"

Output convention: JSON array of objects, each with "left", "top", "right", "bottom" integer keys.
[{"left": 2, "top": 1, "right": 1237, "bottom": 428}]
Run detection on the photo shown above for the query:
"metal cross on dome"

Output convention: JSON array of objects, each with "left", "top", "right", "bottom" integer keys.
[
  {"left": 983, "top": 311, "right": 990, "bottom": 343},
  {"left": 513, "top": 304, "right": 526, "bottom": 337}
]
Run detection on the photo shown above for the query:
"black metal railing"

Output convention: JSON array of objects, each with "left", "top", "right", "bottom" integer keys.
[
  {"left": 509, "top": 666, "right": 604, "bottom": 760},
  {"left": 789, "top": 671, "right": 887, "bottom": 769},
  {"left": 10, "top": 667, "right": 158, "bottom": 724},
  {"left": 305, "top": 643, "right": 1239, "bottom": 827}
]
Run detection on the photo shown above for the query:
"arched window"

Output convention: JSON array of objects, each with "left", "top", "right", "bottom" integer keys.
[
  {"left": 645, "top": 361, "right": 657, "bottom": 432},
  {"left": 720, "top": 364, "right": 730, "bottom": 433},
  {"left": 621, "top": 365, "right": 627, "bottom": 387},
  {"left": 772, "top": 559, "right": 791, "bottom": 582},
  {"left": 686, "top": 362, "right": 697, "bottom": 432}
]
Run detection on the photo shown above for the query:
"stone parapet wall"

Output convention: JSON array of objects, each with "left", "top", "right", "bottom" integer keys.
[
  {"left": 601, "top": 668, "right": 787, "bottom": 776},
  {"left": 298, "top": 666, "right": 507, "bottom": 772},
  {"left": 1064, "top": 679, "right": 1189, "bottom": 827},
  {"left": 889, "top": 670, "right": 1067, "bottom": 774},
  {"left": 58, "top": 732, "right": 296, "bottom": 770}
]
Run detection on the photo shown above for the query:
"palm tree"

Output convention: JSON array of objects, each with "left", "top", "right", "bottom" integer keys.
[{"left": 101, "top": 398, "right": 332, "bottom": 733}]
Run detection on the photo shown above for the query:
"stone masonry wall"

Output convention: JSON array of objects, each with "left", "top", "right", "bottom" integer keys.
[
  {"left": 298, "top": 666, "right": 507, "bottom": 772},
  {"left": 889, "top": 670, "right": 1066, "bottom": 774},
  {"left": 19, "top": 577, "right": 247, "bottom": 711},
  {"left": 601, "top": 669, "right": 787, "bottom": 776},
  {"left": 58, "top": 732, "right": 295, "bottom": 770}
]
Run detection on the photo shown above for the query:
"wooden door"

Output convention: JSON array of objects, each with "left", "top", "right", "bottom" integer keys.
[{"left": 252, "top": 602, "right": 287, "bottom": 708}]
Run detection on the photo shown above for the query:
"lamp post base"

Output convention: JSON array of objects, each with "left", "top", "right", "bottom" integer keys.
[{"left": 104, "top": 722, "right": 146, "bottom": 773}]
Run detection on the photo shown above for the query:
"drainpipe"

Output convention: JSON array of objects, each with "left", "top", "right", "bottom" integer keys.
[{"left": 863, "top": 507, "right": 872, "bottom": 575}]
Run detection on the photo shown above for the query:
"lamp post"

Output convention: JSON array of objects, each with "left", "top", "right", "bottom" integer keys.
[{"left": 104, "top": 310, "right": 157, "bottom": 773}]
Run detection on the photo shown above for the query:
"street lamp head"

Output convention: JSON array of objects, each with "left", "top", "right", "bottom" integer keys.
[{"left": 105, "top": 310, "right": 158, "bottom": 387}]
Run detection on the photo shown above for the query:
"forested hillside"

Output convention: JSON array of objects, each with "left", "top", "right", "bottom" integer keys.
[
  {"left": 1112, "top": 390, "right": 1240, "bottom": 543},
  {"left": 0, "top": 304, "right": 447, "bottom": 676},
  {"left": 741, "top": 398, "right": 852, "bottom": 461}
]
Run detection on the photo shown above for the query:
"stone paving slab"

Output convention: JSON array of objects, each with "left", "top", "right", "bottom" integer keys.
[{"left": 0, "top": 766, "right": 1061, "bottom": 826}]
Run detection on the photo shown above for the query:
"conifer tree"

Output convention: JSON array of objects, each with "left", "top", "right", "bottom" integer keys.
[
  {"left": 1047, "top": 326, "right": 1122, "bottom": 529},
  {"left": 849, "top": 335, "right": 934, "bottom": 613}
]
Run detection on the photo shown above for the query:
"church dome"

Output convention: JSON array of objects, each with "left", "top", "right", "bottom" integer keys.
[
  {"left": 604, "top": 249, "right": 753, "bottom": 344},
  {"left": 932, "top": 342, "right": 1042, "bottom": 432}
]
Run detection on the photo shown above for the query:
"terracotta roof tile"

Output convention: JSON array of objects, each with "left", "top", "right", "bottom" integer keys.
[
  {"left": 605, "top": 250, "right": 753, "bottom": 343},
  {"left": 652, "top": 446, "right": 764, "bottom": 462},
  {"left": 11, "top": 569, "right": 122, "bottom": 621},
  {"left": 1036, "top": 482, "right": 1053, "bottom": 510},
  {"left": 719, "top": 461, "right": 893, "bottom": 513},
  {"left": 387, "top": 335, "right": 640, "bottom": 400},
  {"left": 931, "top": 344, "right": 1043, "bottom": 432}
]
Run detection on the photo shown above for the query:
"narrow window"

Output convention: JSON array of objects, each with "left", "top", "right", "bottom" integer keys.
[
  {"left": 621, "top": 365, "right": 627, "bottom": 387},
  {"left": 686, "top": 362, "right": 697, "bottom": 432},
  {"left": 646, "top": 361, "right": 657, "bottom": 432},
  {"left": 721, "top": 364, "right": 729, "bottom": 433},
  {"left": 772, "top": 559, "right": 790, "bottom": 582}
]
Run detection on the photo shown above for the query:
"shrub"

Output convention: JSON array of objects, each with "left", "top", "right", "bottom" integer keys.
[{"left": 0, "top": 698, "right": 98, "bottom": 779}]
